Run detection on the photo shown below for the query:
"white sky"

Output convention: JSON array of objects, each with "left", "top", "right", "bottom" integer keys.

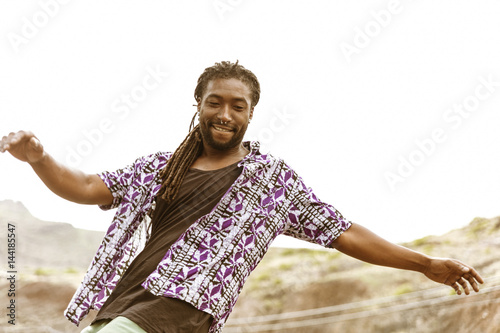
[{"left": 1, "top": 1, "right": 499, "bottom": 248}]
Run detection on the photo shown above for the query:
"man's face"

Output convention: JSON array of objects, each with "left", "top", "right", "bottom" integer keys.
[{"left": 198, "top": 78, "right": 254, "bottom": 151}]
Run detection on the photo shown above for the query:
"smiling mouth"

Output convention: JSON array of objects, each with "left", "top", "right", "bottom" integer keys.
[{"left": 212, "top": 125, "right": 233, "bottom": 133}]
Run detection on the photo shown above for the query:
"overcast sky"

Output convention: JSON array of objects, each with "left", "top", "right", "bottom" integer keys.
[{"left": 1, "top": 1, "right": 499, "bottom": 248}]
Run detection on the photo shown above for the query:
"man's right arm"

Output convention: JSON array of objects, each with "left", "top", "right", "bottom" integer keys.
[{"left": 0, "top": 130, "right": 113, "bottom": 206}]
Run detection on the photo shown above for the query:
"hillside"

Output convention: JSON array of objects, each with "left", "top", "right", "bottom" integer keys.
[
  {"left": 0, "top": 200, "right": 499, "bottom": 332},
  {"left": 226, "top": 216, "right": 500, "bottom": 332},
  {"left": 0, "top": 200, "right": 104, "bottom": 271}
]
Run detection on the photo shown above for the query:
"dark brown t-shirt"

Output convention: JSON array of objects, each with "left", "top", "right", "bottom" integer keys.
[{"left": 93, "top": 161, "right": 243, "bottom": 333}]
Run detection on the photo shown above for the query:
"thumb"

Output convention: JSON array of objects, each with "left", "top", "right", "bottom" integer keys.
[
  {"left": 26, "top": 136, "right": 45, "bottom": 163},
  {"left": 29, "top": 137, "right": 43, "bottom": 152}
]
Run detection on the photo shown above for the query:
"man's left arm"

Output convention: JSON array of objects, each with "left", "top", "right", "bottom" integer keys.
[{"left": 330, "top": 223, "right": 484, "bottom": 295}]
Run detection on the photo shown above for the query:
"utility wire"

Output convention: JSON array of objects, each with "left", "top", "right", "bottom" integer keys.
[{"left": 224, "top": 275, "right": 500, "bottom": 332}]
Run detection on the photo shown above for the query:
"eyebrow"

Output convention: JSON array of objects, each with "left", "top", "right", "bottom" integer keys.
[{"left": 205, "top": 94, "right": 249, "bottom": 105}]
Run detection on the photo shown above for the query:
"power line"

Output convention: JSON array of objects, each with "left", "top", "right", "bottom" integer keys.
[{"left": 224, "top": 276, "right": 500, "bottom": 332}]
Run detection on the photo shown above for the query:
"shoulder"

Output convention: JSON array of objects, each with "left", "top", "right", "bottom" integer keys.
[
  {"left": 140, "top": 151, "right": 172, "bottom": 162},
  {"left": 244, "top": 141, "right": 285, "bottom": 166},
  {"left": 247, "top": 149, "right": 298, "bottom": 183},
  {"left": 123, "top": 151, "right": 173, "bottom": 175}
]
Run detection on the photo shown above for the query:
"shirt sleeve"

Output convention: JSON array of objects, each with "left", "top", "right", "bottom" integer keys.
[
  {"left": 97, "top": 155, "right": 152, "bottom": 211},
  {"left": 284, "top": 175, "right": 352, "bottom": 247}
]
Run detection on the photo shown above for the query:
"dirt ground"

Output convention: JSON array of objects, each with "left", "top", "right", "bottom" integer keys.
[
  {"left": 0, "top": 275, "right": 96, "bottom": 333},
  {"left": 2, "top": 216, "right": 499, "bottom": 332},
  {"left": 1, "top": 273, "right": 499, "bottom": 333}
]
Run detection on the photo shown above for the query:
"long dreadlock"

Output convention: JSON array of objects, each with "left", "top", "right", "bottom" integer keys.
[{"left": 157, "top": 60, "right": 261, "bottom": 204}]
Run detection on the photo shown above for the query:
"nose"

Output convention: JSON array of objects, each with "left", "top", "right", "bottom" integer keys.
[{"left": 217, "top": 104, "right": 232, "bottom": 123}]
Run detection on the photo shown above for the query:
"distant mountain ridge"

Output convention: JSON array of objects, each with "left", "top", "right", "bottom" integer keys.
[{"left": 0, "top": 200, "right": 104, "bottom": 270}]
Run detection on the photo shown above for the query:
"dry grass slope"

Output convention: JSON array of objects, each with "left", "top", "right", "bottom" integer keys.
[
  {"left": 226, "top": 216, "right": 500, "bottom": 333},
  {"left": 0, "top": 200, "right": 498, "bottom": 332}
]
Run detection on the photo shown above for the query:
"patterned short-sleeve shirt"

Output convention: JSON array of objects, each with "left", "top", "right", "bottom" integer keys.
[{"left": 64, "top": 141, "right": 352, "bottom": 333}]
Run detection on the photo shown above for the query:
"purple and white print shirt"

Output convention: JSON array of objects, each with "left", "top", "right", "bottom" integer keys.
[{"left": 64, "top": 141, "right": 352, "bottom": 333}]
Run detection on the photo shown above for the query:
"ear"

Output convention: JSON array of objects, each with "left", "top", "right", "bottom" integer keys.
[
  {"left": 249, "top": 108, "right": 254, "bottom": 122},
  {"left": 196, "top": 98, "right": 201, "bottom": 112}
]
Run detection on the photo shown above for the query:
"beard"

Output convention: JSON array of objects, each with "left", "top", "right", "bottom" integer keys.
[{"left": 199, "top": 119, "right": 248, "bottom": 151}]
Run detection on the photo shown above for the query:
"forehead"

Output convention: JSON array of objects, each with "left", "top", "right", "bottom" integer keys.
[{"left": 203, "top": 78, "right": 252, "bottom": 102}]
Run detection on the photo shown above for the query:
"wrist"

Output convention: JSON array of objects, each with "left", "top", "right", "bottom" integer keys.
[
  {"left": 416, "top": 253, "right": 433, "bottom": 274},
  {"left": 395, "top": 246, "right": 433, "bottom": 273},
  {"left": 28, "top": 151, "right": 49, "bottom": 166}
]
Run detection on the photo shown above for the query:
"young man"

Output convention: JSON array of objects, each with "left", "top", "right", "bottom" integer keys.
[{"left": 0, "top": 61, "right": 483, "bottom": 333}]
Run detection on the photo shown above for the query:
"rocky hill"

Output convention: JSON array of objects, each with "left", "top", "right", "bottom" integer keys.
[
  {"left": 0, "top": 200, "right": 499, "bottom": 332},
  {"left": 226, "top": 216, "right": 500, "bottom": 332},
  {"left": 0, "top": 200, "right": 104, "bottom": 271}
]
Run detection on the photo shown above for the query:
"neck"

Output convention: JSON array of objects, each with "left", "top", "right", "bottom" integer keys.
[{"left": 192, "top": 142, "right": 249, "bottom": 170}]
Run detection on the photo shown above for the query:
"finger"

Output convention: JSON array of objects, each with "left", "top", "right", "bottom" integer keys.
[
  {"left": 470, "top": 279, "right": 480, "bottom": 293},
  {"left": 457, "top": 277, "right": 470, "bottom": 295},
  {"left": 460, "top": 264, "right": 484, "bottom": 291},
  {"left": 469, "top": 267, "right": 484, "bottom": 284},
  {"left": 11, "top": 131, "right": 34, "bottom": 147},
  {"left": 452, "top": 261, "right": 484, "bottom": 292},
  {"left": 11, "top": 130, "right": 29, "bottom": 144},
  {"left": 7, "top": 132, "right": 17, "bottom": 142},
  {"left": 464, "top": 272, "right": 482, "bottom": 292},
  {"left": 0, "top": 134, "right": 16, "bottom": 152},
  {"left": 1, "top": 131, "right": 30, "bottom": 152},
  {"left": 1, "top": 134, "right": 17, "bottom": 152},
  {"left": 0, "top": 136, "right": 7, "bottom": 152},
  {"left": 4, "top": 131, "right": 21, "bottom": 146},
  {"left": 452, "top": 282, "right": 462, "bottom": 295},
  {"left": 452, "top": 260, "right": 470, "bottom": 273}
]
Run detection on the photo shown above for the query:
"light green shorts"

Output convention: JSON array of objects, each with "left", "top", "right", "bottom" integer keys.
[{"left": 81, "top": 316, "right": 147, "bottom": 333}]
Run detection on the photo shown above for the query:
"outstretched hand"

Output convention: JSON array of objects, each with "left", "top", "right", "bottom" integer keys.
[
  {"left": 0, "top": 130, "right": 45, "bottom": 164},
  {"left": 424, "top": 258, "right": 484, "bottom": 295}
]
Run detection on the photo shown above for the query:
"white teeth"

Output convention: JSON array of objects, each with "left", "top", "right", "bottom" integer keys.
[{"left": 213, "top": 126, "right": 232, "bottom": 132}]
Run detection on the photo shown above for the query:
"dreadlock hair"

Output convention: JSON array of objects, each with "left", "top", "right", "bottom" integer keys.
[{"left": 157, "top": 60, "right": 261, "bottom": 204}]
